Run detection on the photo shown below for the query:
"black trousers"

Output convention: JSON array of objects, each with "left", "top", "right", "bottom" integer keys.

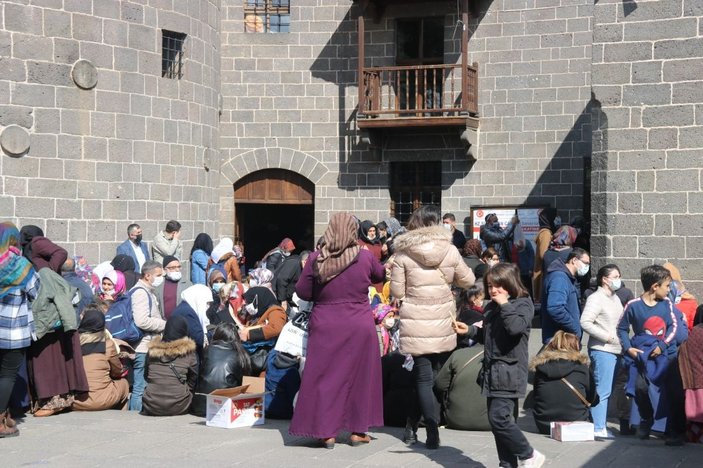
[
  {"left": 411, "top": 353, "right": 449, "bottom": 425},
  {"left": 0, "top": 349, "right": 25, "bottom": 412},
  {"left": 487, "top": 397, "right": 533, "bottom": 468}
]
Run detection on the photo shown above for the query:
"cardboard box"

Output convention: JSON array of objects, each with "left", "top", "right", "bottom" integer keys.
[
  {"left": 204, "top": 376, "right": 267, "bottom": 429},
  {"left": 550, "top": 421, "right": 594, "bottom": 442}
]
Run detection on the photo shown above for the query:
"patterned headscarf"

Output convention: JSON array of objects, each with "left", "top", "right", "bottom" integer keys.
[
  {"left": 0, "top": 222, "right": 34, "bottom": 299},
  {"left": 314, "top": 212, "right": 360, "bottom": 284},
  {"left": 248, "top": 267, "right": 274, "bottom": 290},
  {"left": 73, "top": 255, "right": 95, "bottom": 286},
  {"left": 383, "top": 217, "right": 402, "bottom": 237},
  {"left": 550, "top": 225, "right": 578, "bottom": 248}
]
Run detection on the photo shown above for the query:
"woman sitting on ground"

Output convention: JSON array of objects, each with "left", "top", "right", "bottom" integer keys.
[
  {"left": 98, "top": 270, "right": 126, "bottom": 303},
  {"left": 191, "top": 323, "right": 252, "bottom": 417},
  {"left": 73, "top": 306, "right": 129, "bottom": 411},
  {"left": 141, "top": 316, "right": 198, "bottom": 416},
  {"left": 530, "top": 330, "right": 598, "bottom": 434}
]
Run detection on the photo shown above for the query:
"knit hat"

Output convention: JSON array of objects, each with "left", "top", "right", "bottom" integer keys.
[{"left": 162, "top": 255, "right": 179, "bottom": 268}]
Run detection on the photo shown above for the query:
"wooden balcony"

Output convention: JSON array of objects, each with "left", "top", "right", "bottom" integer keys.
[{"left": 358, "top": 63, "right": 479, "bottom": 129}]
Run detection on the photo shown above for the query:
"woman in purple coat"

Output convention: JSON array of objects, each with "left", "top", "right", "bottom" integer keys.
[{"left": 289, "top": 212, "right": 385, "bottom": 448}]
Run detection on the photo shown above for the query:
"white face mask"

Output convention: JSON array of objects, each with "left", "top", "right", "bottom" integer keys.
[
  {"left": 443, "top": 223, "right": 452, "bottom": 231},
  {"left": 283, "top": 251, "right": 291, "bottom": 257},
  {"left": 576, "top": 260, "right": 590, "bottom": 277},
  {"left": 385, "top": 317, "right": 396, "bottom": 328},
  {"left": 212, "top": 282, "right": 224, "bottom": 293},
  {"left": 244, "top": 302, "right": 258, "bottom": 316},
  {"left": 166, "top": 271, "right": 182, "bottom": 282},
  {"left": 487, "top": 260, "right": 499, "bottom": 267},
  {"left": 151, "top": 275, "right": 165, "bottom": 288},
  {"left": 554, "top": 216, "right": 562, "bottom": 228},
  {"left": 609, "top": 278, "right": 622, "bottom": 291}
]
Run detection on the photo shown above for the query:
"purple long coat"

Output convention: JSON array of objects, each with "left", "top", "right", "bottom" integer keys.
[{"left": 289, "top": 249, "right": 385, "bottom": 438}]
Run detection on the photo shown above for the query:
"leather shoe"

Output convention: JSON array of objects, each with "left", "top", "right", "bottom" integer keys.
[
  {"left": 33, "top": 408, "right": 58, "bottom": 418},
  {"left": 350, "top": 433, "right": 371, "bottom": 446}
]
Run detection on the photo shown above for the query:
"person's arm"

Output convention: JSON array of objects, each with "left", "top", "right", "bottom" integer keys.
[
  {"left": 34, "top": 238, "right": 68, "bottom": 273},
  {"left": 273, "top": 265, "right": 291, "bottom": 302},
  {"left": 193, "top": 250, "right": 208, "bottom": 272},
  {"left": 368, "top": 251, "right": 386, "bottom": 284},
  {"left": 248, "top": 307, "right": 287, "bottom": 341},
  {"left": 662, "top": 300, "right": 679, "bottom": 347},
  {"left": 294, "top": 253, "right": 316, "bottom": 301},
  {"left": 226, "top": 257, "right": 242, "bottom": 282},
  {"left": 616, "top": 303, "right": 634, "bottom": 355},
  {"left": 500, "top": 299, "right": 532, "bottom": 336},
  {"left": 132, "top": 288, "right": 166, "bottom": 333},
  {"left": 544, "top": 276, "right": 581, "bottom": 335},
  {"left": 451, "top": 248, "right": 475, "bottom": 289},
  {"left": 107, "top": 339, "right": 125, "bottom": 379},
  {"left": 389, "top": 256, "right": 406, "bottom": 301},
  {"left": 580, "top": 294, "right": 614, "bottom": 344},
  {"left": 25, "top": 270, "right": 41, "bottom": 302},
  {"left": 175, "top": 240, "right": 183, "bottom": 261}
]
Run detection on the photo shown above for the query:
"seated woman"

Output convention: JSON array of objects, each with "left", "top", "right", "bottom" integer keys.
[
  {"left": 530, "top": 330, "right": 598, "bottom": 434},
  {"left": 171, "top": 284, "right": 213, "bottom": 355},
  {"left": 141, "top": 316, "right": 198, "bottom": 416},
  {"left": 238, "top": 286, "right": 287, "bottom": 376},
  {"left": 99, "top": 270, "right": 126, "bottom": 303},
  {"left": 73, "top": 306, "right": 129, "bottom": 411},
  {"left": 191, "top": 323, "right": 251, "bottom": 417}
]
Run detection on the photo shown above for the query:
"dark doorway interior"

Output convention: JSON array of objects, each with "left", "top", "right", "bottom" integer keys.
[{"left": 235, "top": 203, "right": 315, "bottom": 271}]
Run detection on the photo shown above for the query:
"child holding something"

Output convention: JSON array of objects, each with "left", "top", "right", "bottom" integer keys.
[{"left": 455, "top": 263, "right": 544, "bottom": 468}]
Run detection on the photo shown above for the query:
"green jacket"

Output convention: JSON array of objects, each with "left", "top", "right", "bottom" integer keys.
[{"left": 32, "top": 268, "right": 78, "bottom": 340}]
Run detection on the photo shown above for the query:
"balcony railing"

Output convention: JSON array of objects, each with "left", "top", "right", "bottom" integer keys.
[{"left": 359, "top": 63, "right": 478, "bottom": 126}]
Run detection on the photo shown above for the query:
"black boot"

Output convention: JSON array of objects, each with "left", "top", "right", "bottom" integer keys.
[
  {"left": 425, "top": 420, "right": 440, "bottom": 450},
  {"left": 619, "top": 418, "right": 634, "bottom": 436},
  {"left": 403, "top": 418, "right": 418, "bottom": 445}
]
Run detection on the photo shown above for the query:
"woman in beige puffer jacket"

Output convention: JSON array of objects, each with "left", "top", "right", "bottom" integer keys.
[{"left": 390, "top": 205, "right": 475, "bottom": 449}]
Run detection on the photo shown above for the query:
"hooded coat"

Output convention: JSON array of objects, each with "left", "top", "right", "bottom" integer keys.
[
  {"left": 530, "top": 349, "right": 597, "bottom": 434},
  {"left": 142, "top": 336, "right": 198, "bottom": 416},
  {"left": 390, "top": 226, "right": 475, "bottom": 356}
]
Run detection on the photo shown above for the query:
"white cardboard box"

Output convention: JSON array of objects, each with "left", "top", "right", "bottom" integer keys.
[
  {"left": 204, "top": 376, "right": 266, "bottom": 429},
  {"left": 550, "top": 421, "right": 594, "bottom": 442}
]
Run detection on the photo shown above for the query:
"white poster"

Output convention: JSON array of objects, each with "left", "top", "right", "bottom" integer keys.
[{"left": 471, "top": 207, "right": 546, "bottom": 251}]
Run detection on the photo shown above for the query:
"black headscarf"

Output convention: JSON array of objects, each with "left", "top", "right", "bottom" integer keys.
[
  {"left": 538, "top": 208, "right": 557, "bottom": 231},
  {"left": 79, "top": 308, "right": 106, "bottom": 355},
  {"left": 111, "top": 254, "right": 138, "bottom": 289},
  {"left": 191, "top": 233, "right": 214, "bottom": 257},
  {"left": 162, "top": 315, "right": 189, "bottom": 342},
  {"left": 243, "top": 286, "right": 278, "bottom": 319},
  {"left": 19, "top": 225, "right": 44, "bottom": 260},
  {"left": 358, "top": 220, "right": 379, "bottom": 245}
]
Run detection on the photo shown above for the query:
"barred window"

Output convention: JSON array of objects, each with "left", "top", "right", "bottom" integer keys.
[
  {"left": 390, "top": 161, "right": 442, "bottom": 226},
  {"left": 162, "top": 30, "right": 186, "bottom": 79},
  {"left": 244, "top": 0, "right": 291, "bottom": 33}
]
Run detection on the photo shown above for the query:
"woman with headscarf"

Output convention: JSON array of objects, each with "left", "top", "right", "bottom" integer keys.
[
  {"left": 238, "top": 286, "right": 287, "bottom": 376},
  {"left": 190, "top": 233, "right": 213, "bottom": 286},
  {"left": 171, "top": 284, "right": 213, "bottom": 354},
  {"left": 19, "top": 226, "right": 68, "bottom": 274},
  {"left": 208, "top": 238, "right": 242, "bottom": 283},
  {"left": 0, "top": 222, "right": 40, "bottom": 437},
  {"left": 358, "top": 220, "right": 382, "bottom": 261},
  {"left": 141, "top": 315, "right": 198, "bottom": 416},
  {"left": 248, "top": 267, "right": 274, "bottom": 291},
  {"left": 98, "top": 270, "right": 126, "bottom": 303},
  {"left": 532, "top": 208, "right": 557, "bottom": 303},
  {"left": 22, "top": 229, "right": 89, "bottom": 418},
  {"left": 663, "top": 262, "right": 698, "bottom": 331},
  {"left": 73, "top": 306, "right": 129, "bottom": 411},
  {"left": 290, "top": 212, "right": 386, "bottom": 449},
  {"left": 111, "top": 254, "right": 139, "bottom": 291}
]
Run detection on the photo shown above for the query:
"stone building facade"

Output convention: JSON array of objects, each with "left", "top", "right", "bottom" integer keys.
[{"left": 0, "top": 0, "right": 701, "bottom": 293}]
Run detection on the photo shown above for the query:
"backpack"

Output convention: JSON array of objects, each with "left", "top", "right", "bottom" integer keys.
[{"left": 105, "top": 287, "right": 152, "bottom": 344}]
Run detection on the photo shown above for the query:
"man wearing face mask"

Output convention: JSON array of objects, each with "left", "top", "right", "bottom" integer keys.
[
  {"left": 442, "top": 213, "right": 467, "bottom": 250},
  {"left": 116, "top": 223, "right": 151, "bottom": 274},
  {"left": 479, "top": 213, "right": 518, "bottom": 262},
  {"left": 540, "top": 247, "right": 590, "bottom": 344},
  {"left": 157, "top": 256, "right": 192, "bottom": 320},
  {"left": 128, "top": 260, "right": 167, "bottom": 412},
  {"left": 151, "top": 220, "right": 183, "bottom": 264}
]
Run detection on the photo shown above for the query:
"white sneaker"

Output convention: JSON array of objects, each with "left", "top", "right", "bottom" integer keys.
[
  {"left": 519, "top": 449, "right": 546, "bottom": 468},
  {"left": 594, "top": 428, "right": 615, "bottom": 439}
]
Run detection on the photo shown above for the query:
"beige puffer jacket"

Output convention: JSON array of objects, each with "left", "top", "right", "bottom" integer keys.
[{"left": 391, "top": 226, "right": 475, "bottom": 356}]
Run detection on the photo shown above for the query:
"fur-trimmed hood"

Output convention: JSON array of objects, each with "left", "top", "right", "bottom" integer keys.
[
  {"left": 392, "top": 225, "right": 453, "bottom": 268},
  {"left": 147, "top": 336, "right": 196, "bottom": 360},
  {"left": 529, "top": 349, "right": 590, "bottom": 377}
]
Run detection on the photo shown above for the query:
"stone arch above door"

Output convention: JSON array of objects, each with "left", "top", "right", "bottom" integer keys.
[{"left": 218, "top": 148, "right": 329, "bottom": 236}]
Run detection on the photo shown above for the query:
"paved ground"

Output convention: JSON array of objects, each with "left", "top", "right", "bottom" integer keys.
[{"left": 3, "top": 331, "right": 702, "bottom": 467}]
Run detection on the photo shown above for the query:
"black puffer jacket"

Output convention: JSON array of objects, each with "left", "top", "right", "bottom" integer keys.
[
  {"left": 469, "top": 297, "right": 533, "bottom": 399},
  {"left": 190, "top": 340, "right": 246, "bottom": 416},
  {"left": 530, "top": 349, "right": 598, "bottom": 434}
]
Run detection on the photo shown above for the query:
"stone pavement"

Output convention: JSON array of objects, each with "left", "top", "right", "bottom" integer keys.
[{"left": 2, "top": 409, "right": 701, "bottom": 468}]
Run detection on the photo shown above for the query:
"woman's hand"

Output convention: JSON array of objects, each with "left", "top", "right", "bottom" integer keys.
[
  {"left": 492, "top": 291, "right": 510, "bottom": 305},
  {"left": 238, "top": 328, "right": 249, "bottom": 342},
  {"left": 454, "top": 322, "right": 470, "bottom": 335}
]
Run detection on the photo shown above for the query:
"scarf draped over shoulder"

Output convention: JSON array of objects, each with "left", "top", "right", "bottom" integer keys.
[{"left": 314, "top": 212, "right": 360, "bottom": 284}]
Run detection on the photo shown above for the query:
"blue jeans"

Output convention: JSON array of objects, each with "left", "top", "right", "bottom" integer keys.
[
  {"left": 589, "top": 349, "right": 618, "bottom": 431},
  {"left": 129, "top": 352, "right": 147, "bottom": 412}
]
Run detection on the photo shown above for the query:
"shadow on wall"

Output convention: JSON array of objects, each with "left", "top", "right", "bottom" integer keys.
[{"left": 308, "top": 2, "right": 488, "bottom": 192}]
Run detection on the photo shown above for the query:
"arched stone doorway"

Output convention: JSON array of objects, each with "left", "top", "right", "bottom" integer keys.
[{"left": 233, "top": 168, "right": 315, "bottom": 271}]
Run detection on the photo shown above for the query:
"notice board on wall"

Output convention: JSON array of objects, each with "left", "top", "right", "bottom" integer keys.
[{"left": 470, "top": 206, "right": 548, "bottom": 249}]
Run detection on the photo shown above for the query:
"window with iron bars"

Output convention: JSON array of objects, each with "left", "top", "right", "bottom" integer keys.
[
  {"left": 244, "top": 0, "right": 291, "bottom": 33},
  {"left": 390, "top": 161, "right": 442, "bottom": 226},
  {"left": 162, "top": 30, "right": 186, "bottom": 79}
]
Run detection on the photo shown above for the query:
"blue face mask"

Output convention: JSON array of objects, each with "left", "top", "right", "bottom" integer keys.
[{"left": 212, "top": 282, "right": 224, "bottom": 293}]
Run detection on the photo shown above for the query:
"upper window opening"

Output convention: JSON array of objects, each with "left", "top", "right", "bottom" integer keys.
[
  {"left": 162, "top": 30, "right": 186, "bottom": 79},
  {"left": 245, "top": 0, "right": 291, "bottom": 33}
]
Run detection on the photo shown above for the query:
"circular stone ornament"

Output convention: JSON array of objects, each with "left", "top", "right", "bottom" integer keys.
[
  {"left": 0, "top": 125, "right": 30, "bottom": 157},
  {"left": 71, "top": 60, "right": 98, "bottom": 90}
]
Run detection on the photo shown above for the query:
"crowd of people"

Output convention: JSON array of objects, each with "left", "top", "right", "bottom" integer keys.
[{"left": 1, "top": 208, "right": 702, "bottom": 468}]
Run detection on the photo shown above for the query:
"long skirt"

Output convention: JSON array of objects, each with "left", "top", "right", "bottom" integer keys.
[
  {"left": 27, "top": 329, "right": 89, "bottom": 402},
  {"left": 289, "top": 301, "right": 383, "bottom": 438}
]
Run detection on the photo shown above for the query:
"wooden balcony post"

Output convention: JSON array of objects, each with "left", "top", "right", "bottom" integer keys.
[
  {"left": 461, "top": 0, "right": 469, "bottom": 112},
  {"left": 358, "top": 2, "right": 366, "bottom": 115}
]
